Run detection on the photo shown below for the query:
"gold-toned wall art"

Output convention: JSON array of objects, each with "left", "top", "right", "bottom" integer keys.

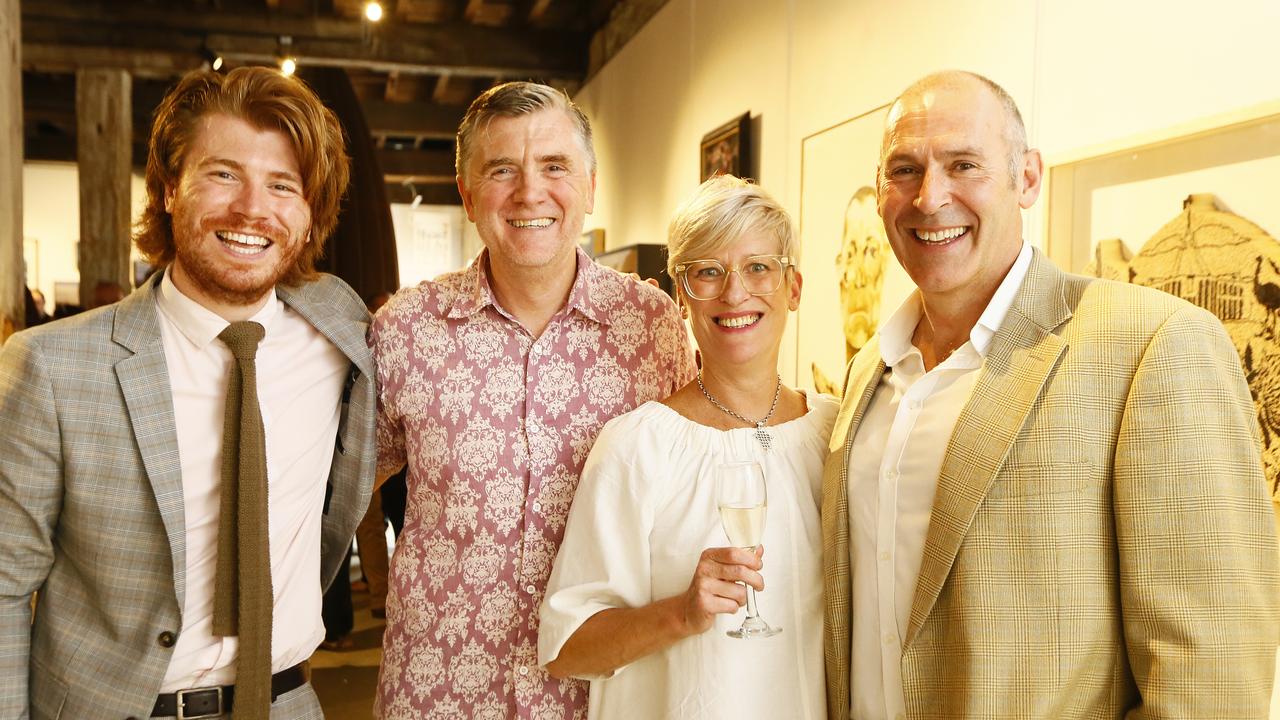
[
  {"left": 798, "top": 103, "right": 915, "bottom": 396},
  {"left": 1049, "top": 109, "right": 1280, "bottom": 498}
]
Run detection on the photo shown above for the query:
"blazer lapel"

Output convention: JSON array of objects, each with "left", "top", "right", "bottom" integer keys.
[
  {"left": 112, "top": 277, "right": 189, "bottom": 603},
  {"left": 823, "top": 337, "right": 887, "bottom": 715},
  {"left": 904, "top": 250, "right": 1074, "bottom": 648},
  {"left": 277, "top": 281, "right": 374, "bottom": 379}
]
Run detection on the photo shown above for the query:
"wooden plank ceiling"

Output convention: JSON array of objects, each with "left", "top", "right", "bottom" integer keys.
[{"left": 20, "top": 0, "right": 626, "bottom": 205}]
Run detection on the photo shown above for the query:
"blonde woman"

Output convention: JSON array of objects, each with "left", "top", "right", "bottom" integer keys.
[{"left": 539, "top": 175, "right": 833, "bottom": 719}]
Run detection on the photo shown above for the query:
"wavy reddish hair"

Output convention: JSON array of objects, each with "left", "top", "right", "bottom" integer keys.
[{"left": 133, "top": 66, "right": 350, "bottom": 285}]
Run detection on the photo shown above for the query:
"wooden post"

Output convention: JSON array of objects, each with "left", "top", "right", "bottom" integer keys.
[
  {"left": 0, "top": 0, "right": 23, "bottom": 341},
  {"left": 76, "top": 68, "right": 132, "bottom": 308}
]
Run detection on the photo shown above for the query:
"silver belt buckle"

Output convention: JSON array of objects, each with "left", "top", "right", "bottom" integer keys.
[{"left": 175, "top": 685, "right": 224, "bottom": 719}]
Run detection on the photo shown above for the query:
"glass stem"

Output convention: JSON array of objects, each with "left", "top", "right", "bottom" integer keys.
[{"left": 744, "top": 584, "right": 761, "bottom": 620}]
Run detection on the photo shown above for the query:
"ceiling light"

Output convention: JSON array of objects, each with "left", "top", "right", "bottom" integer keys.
[
  {"left": 364, "top": 1, "right": 384, "bottom": 22},
  {"left": 280, "top": 57, "right": 297, "bottom": 76},
  {"left": 199, "top": 44, "right": 223, "bottom": 72}
]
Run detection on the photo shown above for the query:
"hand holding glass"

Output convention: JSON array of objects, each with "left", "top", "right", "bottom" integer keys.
[{"left": 715, "top": 461, "right": 781, "bottom": 638}]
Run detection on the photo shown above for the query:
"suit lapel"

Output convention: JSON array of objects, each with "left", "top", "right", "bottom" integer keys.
[
  {"left": 823, "top": 337, "right": 887, "bottom": 715},
  {"left": 904, "top": 251, "right": 1074, "bottom": 648},
  {"left": 277, "top": 280, "right": 374, "bottom": 378},
  {"left": 112, "top": 277, "right": 189, "bottom": 603}
]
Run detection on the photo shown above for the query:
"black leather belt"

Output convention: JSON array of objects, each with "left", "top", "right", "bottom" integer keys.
[{"left": 151, "top": 663, "right": 307, "bottom": 719}]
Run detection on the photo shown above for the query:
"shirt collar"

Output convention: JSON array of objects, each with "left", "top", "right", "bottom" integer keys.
[
  {"left": 155, "top": 267, "right": 280, "bottom": 350},
  {"left": 447, "top": 246, "right": 610, "bottom": 325},
  {"left": 879, "top": 240, "right": 1033, "bottom": 366}
]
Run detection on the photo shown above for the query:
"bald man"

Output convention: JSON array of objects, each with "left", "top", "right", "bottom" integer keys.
[{"left": 821, "top": 70, "right": 1279, "bottom": 719}]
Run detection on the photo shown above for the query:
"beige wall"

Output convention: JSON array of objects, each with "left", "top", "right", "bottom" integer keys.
[
  {"left": 576, "top": 0, "right": 1280, "bottom": 387},
  {"left": 22, "top": 162, "right": 146, "bottom": 313}
]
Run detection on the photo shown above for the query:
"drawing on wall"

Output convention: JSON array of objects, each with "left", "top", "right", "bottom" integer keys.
[
  {"left": 1051, "top": 110, "right": 1280, "bottom": 499},
  {"left": 837, "top": 186, "right": 890, "bottom": 360},
  {"left": 798, "top": 103, "right": 913, "bottom": 396}
]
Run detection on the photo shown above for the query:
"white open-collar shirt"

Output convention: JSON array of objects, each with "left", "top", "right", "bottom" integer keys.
[
  {"left": 847, "top": 242, "right": 1032, "bottom": 720},
  {"left": 153, "top": 269, "right": 348, "bottom": 691}
]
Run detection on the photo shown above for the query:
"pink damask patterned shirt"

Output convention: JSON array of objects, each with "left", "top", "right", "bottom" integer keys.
[{"left": 370, "top": 248, "right": 695, "bottom": 719}]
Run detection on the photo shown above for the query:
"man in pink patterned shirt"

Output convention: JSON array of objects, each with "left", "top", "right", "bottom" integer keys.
[{"left": 369, "top": 82, "right": 696, "bottom": 719}]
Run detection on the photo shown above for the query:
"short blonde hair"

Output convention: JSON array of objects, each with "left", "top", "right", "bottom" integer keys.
[{"left": 666, "top": 175, "right": 797, "bottom": 280}]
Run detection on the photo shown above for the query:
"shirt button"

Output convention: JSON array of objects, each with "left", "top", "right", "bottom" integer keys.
[
  {"left": 884, "top": 633, "right": 896, "bottom": 646},
  {"left": 532, "top": 501, "right": 542, "bottom": 513},
  {"left": 526, "top": 584, "right": 537, "bottom": 594},
  {"left": 518, "top": 665, "right": 530, "bottom": 676},
  {"left": 908, "top": 398, "right": 922, "bottom": 410},
  {"left": 879, "top": 551, "right": 891, "bottom": 562},
  {"left": 884, "top": 469, "right": 899, "bottom": 481},
  {"left": 157, "top": 630, "right": 177, "bottom": 648}
]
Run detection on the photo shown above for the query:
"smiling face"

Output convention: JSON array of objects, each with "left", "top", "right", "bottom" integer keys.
[
  {"left": 876, "top": 76, "right": 1042, "bottom": 313},
  {"left": 682, "top": 229, "right": 802, "bottom": 372},
  {"left": 457, "top": 108, "right": 596, "bottom": 279},
  {"left": 164, "top": 113, "right": 312, "bottom": 315}
]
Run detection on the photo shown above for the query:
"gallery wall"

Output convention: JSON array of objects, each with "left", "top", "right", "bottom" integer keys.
[
  {"left": 575, "top": 0, "right": 1280, "bottom": 388},
  {"left": 21, "top": 162, "right": 147, "bottom": 313}
]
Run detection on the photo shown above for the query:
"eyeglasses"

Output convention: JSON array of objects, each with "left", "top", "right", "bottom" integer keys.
[{"left": 674, "top": 254, "right": 794, "bottom": 301}]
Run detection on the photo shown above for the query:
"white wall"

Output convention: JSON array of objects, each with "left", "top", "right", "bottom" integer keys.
[
  {"left": 576, "top": 0, "right": 1280, "bottom": 388},
  {"left": 21, "top": 162, "right": 146, "bottom": 312}
]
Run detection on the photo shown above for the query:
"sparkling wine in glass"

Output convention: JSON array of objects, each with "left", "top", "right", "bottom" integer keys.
[{"left": 716, "top": 460, "right": 781, "bottom": 639}]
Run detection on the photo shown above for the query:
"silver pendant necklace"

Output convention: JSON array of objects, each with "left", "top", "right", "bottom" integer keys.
[{"left": 696, "top": 372, "right": 783, "bottom": 451}]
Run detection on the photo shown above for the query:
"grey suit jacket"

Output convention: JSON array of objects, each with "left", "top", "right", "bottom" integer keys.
[
  {"left": 0, "top": 272, "right": 377, "bottom": 720},
  {"left": 822, "top": 250, "right": 1280, "bottom": 719}
]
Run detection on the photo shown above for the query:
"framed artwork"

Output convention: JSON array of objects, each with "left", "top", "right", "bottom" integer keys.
[
  {"left": 700, "top": 112, "right": 752, "bottom": 182},
  {"left": 1046, "top": 107, "right": 1280, "bottom": 273},
  {"left": 1045, "top": 106, "right": 1280, "bottom": 499},
  {"left": 796, "top": 102, "right": 915, "bottom": 394}
]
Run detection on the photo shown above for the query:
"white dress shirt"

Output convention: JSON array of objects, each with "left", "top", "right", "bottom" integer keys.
[
  {"left": 847, "top": 242, "right": 1032, "bottom": 720},
  {"left": 154, "top": 270, "right": 348, "bottom": 691}
]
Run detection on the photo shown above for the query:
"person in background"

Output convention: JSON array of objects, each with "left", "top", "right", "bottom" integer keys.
[
  {"left": 822, "top": 69, "right": 1279, "bottom": 720},
  {"left": 540, "top": 175, "right": 833, "bottom": 719},
  {"left": 0, "top": 66, "right": 376, "bottom": 720},
  {"left": 369, "top": 80, "right": 695, "bottom": 719}
]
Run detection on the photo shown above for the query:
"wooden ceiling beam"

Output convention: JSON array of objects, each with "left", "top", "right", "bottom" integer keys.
[
  {"left": 375, "top": 146, "right": 455, "bottom": 179},
  {"left": 361, "top": 98, "right": 464, "bottom": 139},
  {"left": 22, "top": 0, "right": 587, "bottom": 78}
]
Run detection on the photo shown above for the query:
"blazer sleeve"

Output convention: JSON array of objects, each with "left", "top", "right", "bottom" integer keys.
[
  {"left": 0, "top": 333, "right": 64, "bottom": 715},
  {"left": 1114, "top": 305, "right": 1280, "bottom": 718}
]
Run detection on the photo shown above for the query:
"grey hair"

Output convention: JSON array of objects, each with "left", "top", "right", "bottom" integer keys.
[
  {"left": 455, "top": 81, "right": 596, "bottom": 180},
  {"left": 666, "top": 174, "right": 798, "bottom": 281}
]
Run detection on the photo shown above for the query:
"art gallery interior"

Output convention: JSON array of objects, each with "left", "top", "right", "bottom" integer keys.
[{"left": 4, "top": 0, "right": 1280, "bottom": 717}]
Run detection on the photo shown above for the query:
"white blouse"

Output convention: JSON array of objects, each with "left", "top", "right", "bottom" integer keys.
[{"left": 539, "top": 392, "right": 838, "bottom": 720}]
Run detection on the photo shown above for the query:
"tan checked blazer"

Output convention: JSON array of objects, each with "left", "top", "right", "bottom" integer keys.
[
  {"left": 0, "top": 273, "right": 377, "bottom": 720},
  {"left": 822, "top": 250, "right": 1280, "bottom": 719}
]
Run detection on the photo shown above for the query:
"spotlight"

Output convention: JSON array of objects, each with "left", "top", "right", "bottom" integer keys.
[
  {"left": 364, "top": 1, "right": 384, "bottom": 22},
  {"left": 280, "top": 57, "right": 297, "bottom": 76},
  {"left": 199, "top": 44, "right": 223, "bottom": 72}
]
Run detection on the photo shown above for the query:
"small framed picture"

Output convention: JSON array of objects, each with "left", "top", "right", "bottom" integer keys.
[{"left": 700, "top": 112, "right": 752, "bottom": 182}]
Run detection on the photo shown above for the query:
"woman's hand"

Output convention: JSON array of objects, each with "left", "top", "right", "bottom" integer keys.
[{"left": 679, "top": 545, "right": 765, "bottom": 635}]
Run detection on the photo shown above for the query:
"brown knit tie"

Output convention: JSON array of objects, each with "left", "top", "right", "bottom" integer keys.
[{"left": 214, "top": 321, "right": 273, "bottom": 720}]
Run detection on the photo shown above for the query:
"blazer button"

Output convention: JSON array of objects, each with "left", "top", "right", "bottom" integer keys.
[{"left": 157, "top": 630, "right": 177, "bottom": 648}]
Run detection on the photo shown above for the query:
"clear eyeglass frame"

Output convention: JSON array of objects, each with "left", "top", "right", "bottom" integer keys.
[{"left": 674, "top": 254, "right": 795, "bottom": 301}]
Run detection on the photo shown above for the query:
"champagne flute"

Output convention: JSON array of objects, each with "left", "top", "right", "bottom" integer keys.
[{"left": 715, "top": 460, "right": 781, "bottom": 639}]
